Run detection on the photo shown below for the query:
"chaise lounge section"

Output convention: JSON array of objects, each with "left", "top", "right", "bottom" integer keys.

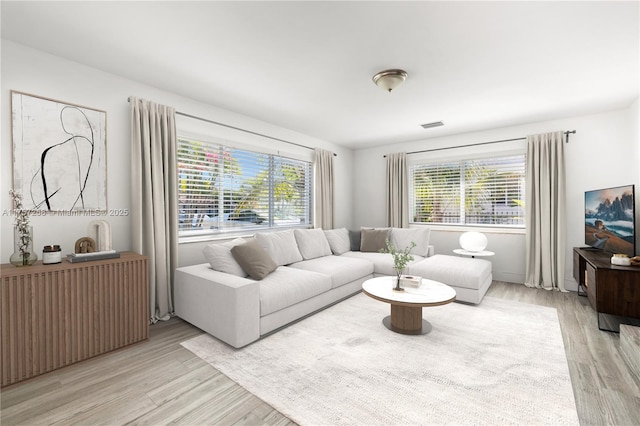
[{"left": 408, "top": 254, "right": 493, "bottom": 304}]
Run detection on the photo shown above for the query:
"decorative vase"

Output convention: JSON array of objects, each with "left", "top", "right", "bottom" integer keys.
[
  {"left": 393, "top": 270, "right": 405, "bottom": 292},
  {"left": 10, "top": 226, "right": 37, "bottom": 266}
]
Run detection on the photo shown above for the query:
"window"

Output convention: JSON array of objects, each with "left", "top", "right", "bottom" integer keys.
[
  {"left": 178, "top": 137, "right": 312, "bottom": 238},
  {"left": 410, "top": 154, "right": 525, "bottom": 227}
]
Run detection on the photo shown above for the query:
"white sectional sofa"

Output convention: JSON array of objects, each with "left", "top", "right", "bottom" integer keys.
[{"left": 175, "top": 227, "right": 492, "bottom": 348}]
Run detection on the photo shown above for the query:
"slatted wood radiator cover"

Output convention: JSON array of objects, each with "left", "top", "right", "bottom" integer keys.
[{"left": 1, "top": 252, "right": 149, "bottom": 387}]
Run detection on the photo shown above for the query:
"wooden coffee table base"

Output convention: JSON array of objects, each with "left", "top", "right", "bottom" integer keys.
[
  {"left": 362, "top": 276, "right": 456, "bottom": 336},
  {"left": 383, "top": 305, "right": 433, "bottom": 335}
]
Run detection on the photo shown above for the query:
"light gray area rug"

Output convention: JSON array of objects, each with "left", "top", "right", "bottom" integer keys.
[{"left": 181, "top": 294, "right": 579, "bottom": 425}]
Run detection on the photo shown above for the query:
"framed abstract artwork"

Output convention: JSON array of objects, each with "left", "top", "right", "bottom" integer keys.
[{"left": 11, "top": 91, "right": 107, "bottom": 212}]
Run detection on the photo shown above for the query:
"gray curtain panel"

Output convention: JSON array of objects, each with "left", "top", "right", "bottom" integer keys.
[
  {"left": 130, "top": 97, "right": 179, "bottom": 322},
  {"left": 386, "top": 152, "right": 409, "bottom": 228},
  {"left": 524, "top": 131, "right": 567, "bottom": 291},
  {"left": 314, "top": 148, "right": 334, "bottom": 230}
]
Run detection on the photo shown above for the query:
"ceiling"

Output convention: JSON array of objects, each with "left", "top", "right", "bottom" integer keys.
[{"left": 2, "top": 1, "right": 639, "bottom": 149}]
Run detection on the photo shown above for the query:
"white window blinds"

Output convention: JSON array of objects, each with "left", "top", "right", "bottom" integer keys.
[
  {"left": 178, "top": 137, "right": 312, "bottom": 237},
  {"left": 410, "top": 154, "right": 525, "bottom": 227}
]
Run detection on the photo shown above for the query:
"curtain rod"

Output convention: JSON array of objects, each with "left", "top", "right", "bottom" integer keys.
[
  {"left": 383, "top": 130, "right": 576, "bottom": 157},
  {"left": 128, "top": 97, "right": 336, "bottom": 156}
]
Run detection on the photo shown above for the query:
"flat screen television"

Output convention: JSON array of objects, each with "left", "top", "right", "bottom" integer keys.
[{"left": 584, "top": 184, "right": 636, "bottom": 256}]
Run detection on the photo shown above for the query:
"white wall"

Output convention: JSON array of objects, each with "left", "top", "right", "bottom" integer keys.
[
  {"left": 1, "top": 40, "right": 353, "bottom": 267},
  {"left": 353, "top": 104, "right": 640, "bottom": 290},
  {"left": 3, "top": 40, "right": 637, "bottom": 285}
]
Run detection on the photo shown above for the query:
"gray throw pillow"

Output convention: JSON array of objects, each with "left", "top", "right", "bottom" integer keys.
[
  {"left": 348, "top": 230, "right": 361, "bottom": 252},
  {"left": 231, "top": 240, "right": 278, "bottom": 280},
  {"left": 360, "top": 228, "right": 391, "bottom": 252}
]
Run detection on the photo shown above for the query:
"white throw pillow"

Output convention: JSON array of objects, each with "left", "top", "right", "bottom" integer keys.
[
  {"left": 324, "top": 228, "right": 351, "bottom": 255},
  {"left": 390, "top": 228, "right": 431, "bottom": 257},
  {"left": 255, "top": 229, "right": 303, "bottom": 266},
  {"left": 294, "top": 228, "right": 333, "bottom": 260},
  {"left": 203, "top": 238, "right": 248, "bottom": 277}
]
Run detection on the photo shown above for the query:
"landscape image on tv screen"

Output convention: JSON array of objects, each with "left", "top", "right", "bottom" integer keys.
[{"left": 585, "top": 184, "right": 635, "bottom": 256}]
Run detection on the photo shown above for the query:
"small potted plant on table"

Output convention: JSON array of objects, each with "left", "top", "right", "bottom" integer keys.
[{"left": 380, "top": 239, "right": 416, "bottom": 292}]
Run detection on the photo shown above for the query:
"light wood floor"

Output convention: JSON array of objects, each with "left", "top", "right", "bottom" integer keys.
[{"left": 2, "top": 281, "right": 639, "bottom": 425}]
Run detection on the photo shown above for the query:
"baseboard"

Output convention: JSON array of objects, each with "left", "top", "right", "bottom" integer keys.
[
  {"left": 492, "top": 271, "right": 524, "bottom": 283},
  {"left": 491, "top": 273, "right": 580, "bottom": 293},
  {"left": 563, "top": 278, "right": 579, "bottom": 292}
]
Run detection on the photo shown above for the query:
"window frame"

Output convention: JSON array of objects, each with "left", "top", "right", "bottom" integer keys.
[{"left": 409, "top": 152, "right": 527, "bottom": 230}]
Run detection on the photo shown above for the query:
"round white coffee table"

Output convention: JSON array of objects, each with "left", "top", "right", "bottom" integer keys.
[{"left": 362, "top": 276, "right": 456, "bottom": 335}]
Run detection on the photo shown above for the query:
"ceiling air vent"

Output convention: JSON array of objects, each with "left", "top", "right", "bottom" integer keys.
[{"left": 420, "top": 121, "right": 444, "bottom": 129}]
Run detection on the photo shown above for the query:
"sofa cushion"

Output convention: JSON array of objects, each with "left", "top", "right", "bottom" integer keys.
[
  {"left": 341, "top": 251, "right": 425, "bottom": 276},
  {"left": 294, "top": 228, "right": 332, "bottom": 260},
  {"left": 259, "top": 267, "right": 332, "bottom": 316},
  {"left": 290, "top": 255, "right": 374, "bottom": 289},
  {"left": 202, "top": 238, "right": 248, "bottom": 278},
  {"left": 324, "top": 228, "right": 351, "bottom": 255},
  {"left": 360, "top": 228, "right": 391, "bottom": 252},
  {"left": 231, "top": 240, "right": 278, "bottom": 280},
  {"left": 349, "top": 230, "right": 361, "bottom": 251},
  {"left": 255, "top": 229, "right": 303, "bottom": 266},
  {"left": 390, "top": 227, "right": 431, "bottom": 257}
]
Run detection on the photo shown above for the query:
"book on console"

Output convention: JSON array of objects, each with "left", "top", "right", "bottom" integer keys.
[{"left": 67, "top": 250, "right": 121, "bottom": 263}]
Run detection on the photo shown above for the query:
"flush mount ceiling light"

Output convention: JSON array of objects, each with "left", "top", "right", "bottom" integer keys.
[{"left": 372, "top": 69, "right": 408, "bottom": 92}]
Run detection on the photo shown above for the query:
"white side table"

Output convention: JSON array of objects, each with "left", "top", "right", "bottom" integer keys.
[{"left": 453, "top": 249, "right": 495, "bottom": 259}]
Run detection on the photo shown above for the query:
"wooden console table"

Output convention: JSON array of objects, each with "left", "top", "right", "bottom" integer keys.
[
  {"left": 573, "top": 247, "right": 640, "bottom": 331},
  {"left": 1, "top": 252, "right": 149, "bottom": 387}
]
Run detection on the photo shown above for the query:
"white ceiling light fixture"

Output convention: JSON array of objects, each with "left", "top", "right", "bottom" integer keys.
[{"left": 372, "top": 69, "right": 408, "bottom": 93}]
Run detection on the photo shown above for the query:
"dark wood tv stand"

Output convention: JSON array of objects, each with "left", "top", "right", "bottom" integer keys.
[{"left": 573, "top": 247, "right": 640, "bottom": 331}]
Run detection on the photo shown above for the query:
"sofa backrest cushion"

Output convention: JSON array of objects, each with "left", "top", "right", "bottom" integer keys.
[
  {"left": 323, "top": 228, "right": 351, "bottom": 255},
  {"left": 202, "top": 238, "right": 248, "bottom": 278},
  {"left": 360, "top": 228, "right": 391, "bottom": 252},
  {"left": 231, "top": 239, "right": 278, "bottom": 280},
  {"left": 255, "top": 229, "right": 303, "bottom": 266},
  {"left": 294, "top": 228, "right": 332, "bottom": 260},
  {"left": 391, "top": 227, "right": 431, "bottom": 257}
]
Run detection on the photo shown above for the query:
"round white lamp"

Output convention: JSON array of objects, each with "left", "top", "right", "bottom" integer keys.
[{"left": 459, "top": 232, "right": 488, "bottom": 252}]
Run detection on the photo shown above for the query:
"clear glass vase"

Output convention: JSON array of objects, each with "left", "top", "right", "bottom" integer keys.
[
  {"left": 393, "top": 269, "right": 405, "bottom": 292},
  {"left": 9, "top": 226, "right": 37, "bottom": 266}
]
